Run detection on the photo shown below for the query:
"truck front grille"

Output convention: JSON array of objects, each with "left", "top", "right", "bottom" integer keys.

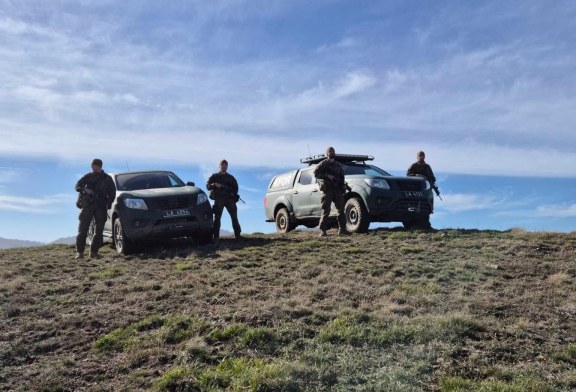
[
  {"left": 148, "top": 197, "right": 192, "bottom": 210},
  {"left": 396, "top": 180, "right": 424, "bottom": 191}
]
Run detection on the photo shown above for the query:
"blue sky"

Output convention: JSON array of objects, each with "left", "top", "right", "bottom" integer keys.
[{"left": 1, "top": 0, "right": 575, "bottom": 242}]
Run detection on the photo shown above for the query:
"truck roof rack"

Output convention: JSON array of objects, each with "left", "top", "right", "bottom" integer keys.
[{"left": 300, "top": 154, "right": 374, "bottom": 165}]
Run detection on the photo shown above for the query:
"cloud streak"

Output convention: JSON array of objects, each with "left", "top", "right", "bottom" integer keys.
[{"left": 0, "top": 193, "right": 74, "bottom": 214}]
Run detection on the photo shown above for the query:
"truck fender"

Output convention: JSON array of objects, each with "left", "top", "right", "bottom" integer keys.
[
  {"left": 346, "top": 185, "right": 370, "bottom": 207},
  {"left": 273, "top": 197, "right": 295, "bottom": 221}
]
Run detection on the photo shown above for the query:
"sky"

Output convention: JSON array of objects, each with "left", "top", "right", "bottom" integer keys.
[{"left": 1, "top": 0, "right": 575, "bottom": 242}]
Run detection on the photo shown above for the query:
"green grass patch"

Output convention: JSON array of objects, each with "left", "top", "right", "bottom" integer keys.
[
  {"left": 552, "top": 344, "right": 576, "bottom": 365},
  {"left": 88, "top": 267, "right": 123, "bottom": 281},
  {"left": 318, "top": 315, "right": 416, "bottom": 347},
  {"left": 153, "top": 367, "right": 193, "bottom": 392},
  {"left": 174, "top": 262, "right": 194, "bottom": 271},
  {"left": 206, "top": 323, "right": 247, "bottom": 344},
  {"left": 399, "top": 245, "right": 426, "bottom": 254},
  {"left": 154, "top": 357, "right": 293, "bottom": 392},
  {"left": 94, "top": 315, "right": 206, "bottom": 353}
]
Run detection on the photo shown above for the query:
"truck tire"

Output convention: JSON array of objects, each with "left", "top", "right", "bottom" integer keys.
[
  {"left": 275, "top": 208, "right": 295, "bottom": 233},
  {"left": 113, "top": 218, "right": 134, "bottom": 254},
  {"left": 345, "top": 197, "right": 370, "bottom": 233},
  {"left": 86, "top": 217, "right": 96, "bottom": 245}
]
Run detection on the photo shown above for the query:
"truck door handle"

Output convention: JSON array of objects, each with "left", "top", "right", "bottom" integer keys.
[
  {"left": 312, "top": 189, "right": 318, "bottom": 192},
  {"left": 293, "top": 191, "right": 299, "bottom": 194}
]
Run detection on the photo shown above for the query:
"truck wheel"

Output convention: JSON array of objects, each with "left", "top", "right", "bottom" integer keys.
[
  {"left": 113, "top": 218, "right": 134, "bottom": 254},
  {"left": 86, "top": 218, "right": 96, "bottom": 245},
  {"left": 345, "top": 197, "right": 370, "bottom": 233},
  {"left": 275, "top": 208, "right": 295, "bottom": 233}
]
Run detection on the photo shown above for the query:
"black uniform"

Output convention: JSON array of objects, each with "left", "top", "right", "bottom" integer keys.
[
  {"left": 206, "top": 172, "right": 241, "bottom": 239},
  {"left": 407, "top": 161, "right": 436, "bottom": 184},
  {"left": 314, "top": 159, "right": 347, "bottom": 232},
  {"left": 75, "top": 171, "right": 116, "bottom": 255}
]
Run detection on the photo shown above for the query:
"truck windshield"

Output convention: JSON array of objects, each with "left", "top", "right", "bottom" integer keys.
[
  {"left": 343, "top": 164, "right": 391, "bottom": 177},
  {"left": 116, "top": 172, "right": 185, "bottom": 190}
]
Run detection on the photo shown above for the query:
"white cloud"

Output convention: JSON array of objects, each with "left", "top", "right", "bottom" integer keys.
[
  {"left": 0, "top": 193, "right": 74, "bottom": 214},
  {"left": 333, "top": 72, "right": 376, "bottom": 99},
  {"left": 436, "top": 192, "right": 508, "bottom": 213},
  {"left": 533, "top": 204, "right": 576, "bottom": 218}
]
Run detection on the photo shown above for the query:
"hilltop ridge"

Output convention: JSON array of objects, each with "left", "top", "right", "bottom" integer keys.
[{"left": 1, "top": 229, "right": 575, "bottom": 391}]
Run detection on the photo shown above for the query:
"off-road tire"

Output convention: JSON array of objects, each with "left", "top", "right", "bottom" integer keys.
[
  {"left": 275, "top": 208, "right": 295, "bottom": 233},
  {"left": 344, "top": 197, "right": 370, "bottom": 233},
  {"left": 113, "top": 218, "right": 134, "bottom": 254}
]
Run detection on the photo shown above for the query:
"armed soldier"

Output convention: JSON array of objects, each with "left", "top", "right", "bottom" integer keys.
[
  {"left": 314, "top": 147, "right": 350, "bottom": 237},
  {"left": 75, "top": 159, "right": 116, "bottom": 259},
  {"left": 407, "top": 151, "right": 441, "bottom": 198},
  {"left": 206, "top": 159, "right": 242, "bottom": 241}
]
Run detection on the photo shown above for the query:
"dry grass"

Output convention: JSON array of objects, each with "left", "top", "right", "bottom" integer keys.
[{"left": 0, "top": 229, "right": 575, "bottom": 391}]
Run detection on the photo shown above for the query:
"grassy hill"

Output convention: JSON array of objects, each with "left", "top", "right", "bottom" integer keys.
[{"left": 1, "top": 229, "right": 575, "bottom": 391}]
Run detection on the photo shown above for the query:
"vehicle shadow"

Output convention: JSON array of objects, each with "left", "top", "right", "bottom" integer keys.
[{"left": 123, "top": 235, "right": 293, "bottom": 260}]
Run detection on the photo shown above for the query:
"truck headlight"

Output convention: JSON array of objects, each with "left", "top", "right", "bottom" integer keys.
[
  {"left": 197, "top": 193, "right": 208, "bottom": 205},
  {"left": 364, "top": 179, "right": 390, "bottom": 189},
  {"left": 124, "top": 198, "right": 148, "bottom": 210}
]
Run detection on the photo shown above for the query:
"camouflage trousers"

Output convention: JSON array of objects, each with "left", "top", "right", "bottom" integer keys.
[
  {"left": 76, "top": 204, "right": 107, "bottom": 255},
  {"left": 213, "top": 198, "right": 241, "bottom": 239},
  {"left": 319, "top": 188, "right": 346, "bottom": 231}
]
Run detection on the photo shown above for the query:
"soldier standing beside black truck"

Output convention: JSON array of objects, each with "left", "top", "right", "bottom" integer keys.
[
  {"left": 206, "top": 159, "right": 242, "bottom": 241},
  {"left": 75, "top": 159, "right": 116, "bottom": 259},
  {"left": 314, "top": 147, "right": 350, "bottom": 237},
  {"left": 407, "top": 151, "right": 441, "bottom": 199}
]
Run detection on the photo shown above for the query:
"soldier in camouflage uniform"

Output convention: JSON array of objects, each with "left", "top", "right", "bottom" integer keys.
[
  {"left": 206, "top": 159, "right": 242, "bottom": 241},
  {"left": 407, "top": 151, "right": 436, "bottom": 185},
  {"left": 314, "top": 147, "right": 350, "bottom": 237},
  {"left": 75, "top": 159, "right": 116, "bottom": 259}
]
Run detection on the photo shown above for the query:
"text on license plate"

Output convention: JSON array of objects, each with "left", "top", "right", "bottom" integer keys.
[
  {"left": 404, "top": 191, "right": 423, "bottom": 197},
  {"left": 163, "top": 208, "right": 191, "bottom": 217}
]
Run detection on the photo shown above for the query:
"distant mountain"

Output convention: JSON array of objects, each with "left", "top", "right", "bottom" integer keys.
[
  {"left": 50, "top": 237, "right": 76, "bottom": 245},
  {"left": 0, "top": 237, "right": 44, "bottom": 249},
  {"left": 220, "top": 230, "right": 234, "bottom": 237}
]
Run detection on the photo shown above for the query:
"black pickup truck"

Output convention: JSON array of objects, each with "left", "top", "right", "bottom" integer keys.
[{"left": 263, "top": 154, "right": 434, "bottom": 233}]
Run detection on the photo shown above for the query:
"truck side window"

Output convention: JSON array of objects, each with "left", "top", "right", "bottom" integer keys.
[{"left": 298, "top": 170, "right": 313, "bottom": 186}]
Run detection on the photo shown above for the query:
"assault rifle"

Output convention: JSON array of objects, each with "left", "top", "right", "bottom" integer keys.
[
  {"left": 432, "top": 184, "right": 442, "bottom": 201},
  {"left": 211, "top": 184, "right": 245, "bottom": 204}
]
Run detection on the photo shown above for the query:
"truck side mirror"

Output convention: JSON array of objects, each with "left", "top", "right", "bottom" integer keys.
[{"left": 186, "top": 181, "right": 195, "bottom": 187}]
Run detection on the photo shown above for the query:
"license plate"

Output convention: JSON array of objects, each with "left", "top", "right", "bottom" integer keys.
[
  {"left": 163, "top": 208, "right": 191, "bottom": 218},
  {"left": 404, "top": 191, "right": 423, "bottom": 197}
]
